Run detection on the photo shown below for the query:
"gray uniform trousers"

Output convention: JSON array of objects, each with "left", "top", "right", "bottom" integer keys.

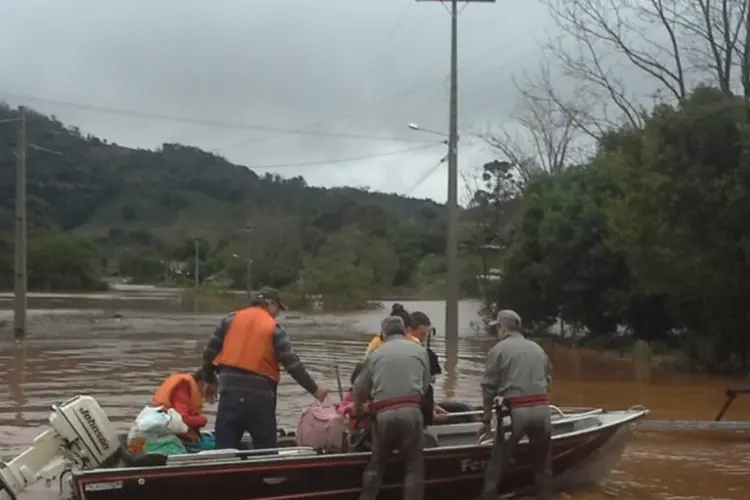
[
  {"left": 481, "top": 405, "right": 553, "bottom": 500},
  {"left": 358, "top": 407, "right": 425, "bottom": 500}
]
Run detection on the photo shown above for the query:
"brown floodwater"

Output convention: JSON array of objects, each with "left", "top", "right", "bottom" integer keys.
[{"left": 1, "top": 296, "right": 749, "bottom": 499}]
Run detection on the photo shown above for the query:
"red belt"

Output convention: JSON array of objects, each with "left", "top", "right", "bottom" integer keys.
[
  {"left": 505, "top": 395, "right": 549, "bottom": 408},
  {"left": 370, "top": 396, "right": 422, "bottom": 414}
]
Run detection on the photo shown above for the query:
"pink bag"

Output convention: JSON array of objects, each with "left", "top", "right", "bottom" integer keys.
[{"left": 296, "top": 401, "right": 347, "bottom": 452}]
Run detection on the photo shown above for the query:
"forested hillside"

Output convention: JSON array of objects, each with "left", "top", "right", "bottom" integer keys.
[{"left": 0, "top": 103, "right": 459, "bottom": 301}]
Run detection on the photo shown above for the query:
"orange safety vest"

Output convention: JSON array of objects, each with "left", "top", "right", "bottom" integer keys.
[
  {"left": 213, "top": 306, "right": 280, "bottom": 381},
  {"left": 152, "top": 372, "right": 204, "bottom": 416}
]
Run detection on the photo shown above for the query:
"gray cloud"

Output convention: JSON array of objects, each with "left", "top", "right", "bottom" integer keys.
[{"left": 0, "top": 0, "right": 558, "bottom": 202}]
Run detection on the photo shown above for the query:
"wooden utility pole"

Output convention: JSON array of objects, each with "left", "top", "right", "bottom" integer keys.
[
  {"left": 14, "top": 106, "right": 27, "bottom": 340},
  {"left": 245, "top": 225, "right": 253, "bottom": 299},
  {"left": 194, "top": 239, "right": 200, "bottom": 287},
  {"left": 416, "top": 0, "right": 495, "bottom": 365}
]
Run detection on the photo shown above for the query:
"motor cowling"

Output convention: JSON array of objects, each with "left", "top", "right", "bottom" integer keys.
[{"left": 0, "top": 396, "right": 120, "bottom": 500}]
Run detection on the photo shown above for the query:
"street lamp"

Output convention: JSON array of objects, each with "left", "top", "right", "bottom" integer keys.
[
  {"left": 232, "top": 254, "right": 253, "bottom": 299},
  {"left": 407, "top": 122, "right": 453, "bottom": 139}
]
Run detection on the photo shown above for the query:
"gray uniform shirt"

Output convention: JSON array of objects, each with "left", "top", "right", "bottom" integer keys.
[
  {"left": 353, "top": 335, "right": 431, "bottom": 407},
  {"left": 481, "top": 333, "right": 552, "bottom": 415}
]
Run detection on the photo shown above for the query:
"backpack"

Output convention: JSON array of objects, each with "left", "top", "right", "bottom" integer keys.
[{"left": 296, "top": 401, "right": 347, "bottom": 452}]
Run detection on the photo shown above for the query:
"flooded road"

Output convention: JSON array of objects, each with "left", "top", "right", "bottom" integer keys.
[{"left": 1, "top": 295, "right": 749, "bottom": 499}]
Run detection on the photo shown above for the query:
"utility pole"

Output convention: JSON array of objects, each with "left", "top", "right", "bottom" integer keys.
[
  {"left": 245, "top": 225, "right": 253, "bottom": 299},
  {"left": 194, "top": 239, "right": 200, "bottom": 288},
  {"left": 14, "top": 106, "right": 27, "bottom": 341},
  {"left": 245, "top": 255, "right": 252, "bottom": 300},
  {"left": 416, "top": 0, "right": 495, "bottom": 365}
]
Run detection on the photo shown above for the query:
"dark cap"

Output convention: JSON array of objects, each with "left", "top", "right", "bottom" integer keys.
[
  {"left": 381, "top": 315, "right": 405, "bottom": 337},
  {"left": 255, "top": 286, "right": 287, "bottom": 310}
]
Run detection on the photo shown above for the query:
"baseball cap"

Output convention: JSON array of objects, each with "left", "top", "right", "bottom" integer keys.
[
  {"left": 255, "top": 286, "right": 287, "bottom": 310},
  {"left": 489, "top": 309, "right": 522, "bottom": 329}
]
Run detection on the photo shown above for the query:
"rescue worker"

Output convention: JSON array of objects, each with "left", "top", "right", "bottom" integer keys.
[
  {"left": 364, "top": 304, "right": 431, "bottom": 355},
  {"left": 353, "top": 315, "right": 431, "bottom": 500},
  {"left": 478, "top": 310, "right": 553, "bottom": 500},
  {"left": 201, "top": 286, "right": 329, "bottom": 450}
]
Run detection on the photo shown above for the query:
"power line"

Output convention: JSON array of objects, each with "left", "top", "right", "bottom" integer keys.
[
  {"left": 403, "top": 155, "right": 447, "bottom": 196},
  {"left": 246, "top": 142, "right": 440, "bottom": 170},
  {"left": 196, "top": 26, "right": 561, "bottom": 152},
  {"left": 213, "top": 2, "right": 419, "bottom": 152},
  {"left": 0, "top": 91, "right": 438, "bottom": 144}
]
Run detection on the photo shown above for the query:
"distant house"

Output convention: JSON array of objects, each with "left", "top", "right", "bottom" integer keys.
[{"left": 169, "top": 261, "right": 188, "bottom": 274}]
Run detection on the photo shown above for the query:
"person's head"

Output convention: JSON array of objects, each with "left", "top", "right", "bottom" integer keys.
[
  {"left": 191, "top": 368, "right": 216, "bottom": 404},
  {"left": 253, "top": 286, "right": 287, "bottom": 318},
  {"left": 408, "top": 311, "right": 432, "bottom": 342},
  {"left": 381, "top": 315, "right": 406, "bottom": 339},
  {"left": 489, "top": 309, "right": 523, "bottom": 340},
  {"left": 350, "top": 362, "right": 364, "bottom": 386},
  {"left": 390, "top": 303, "right": 412, "bottom": 329}
]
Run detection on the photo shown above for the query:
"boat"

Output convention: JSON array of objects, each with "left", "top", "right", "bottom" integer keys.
[{"left": 0, "top": 396, "right": 649, "bottom": 500}]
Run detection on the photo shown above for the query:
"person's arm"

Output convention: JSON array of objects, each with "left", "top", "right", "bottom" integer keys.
[
  {"left": 352, "top": 357, "right": 373, "bottom": 414},
  {"left": 364, "top": 335, "right": 381, "bottom": 356},
  {"left": 480, "top": 344, "right": 503, "bottom": 423},
  {"left": 200, "top": 313, "right": 235, "bottom": 384},
  {"left": 171, "top": 383, "right": 208, "bottom": 429},
  {"left": 273, "top": 325, "right": 319, "bottom": 395},
  {"left": 545, "top": 353, "right": 553, "bottom": 384}
]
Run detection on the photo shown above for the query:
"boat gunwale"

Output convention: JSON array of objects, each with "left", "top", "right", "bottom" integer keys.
[{"left": 73, "top": 408, "right": 648, "bottom": 478}]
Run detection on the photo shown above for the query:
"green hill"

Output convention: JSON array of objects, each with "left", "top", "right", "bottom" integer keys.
[{"left": 0, "top": 103, "right": 453, "bottom": 300}]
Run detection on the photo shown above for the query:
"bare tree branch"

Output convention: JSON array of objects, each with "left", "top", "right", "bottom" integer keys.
[
  {"left": 481, "top": 57, "right": 586, "bottom": 184},
  {"left": 538, "top": 0, "right": 750, "bottom": 133}
]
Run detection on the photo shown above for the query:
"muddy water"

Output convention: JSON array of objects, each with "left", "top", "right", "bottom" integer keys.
[{"left": 1, "top": 297, "right": 749, "bottom": 499}]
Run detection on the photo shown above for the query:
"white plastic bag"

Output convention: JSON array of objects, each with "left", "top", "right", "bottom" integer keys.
[
  {"left": 134, "top": 406, "right": 170, "bottom": 433},
  {"left": 165, "top": 408, "right": 189, "bottom": 435}
]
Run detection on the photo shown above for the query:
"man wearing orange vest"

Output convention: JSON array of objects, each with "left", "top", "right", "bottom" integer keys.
[{"left": 201, "top": 286, "right": 328, "bottom": 450}]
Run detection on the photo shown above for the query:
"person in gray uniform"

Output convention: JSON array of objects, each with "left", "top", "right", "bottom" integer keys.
[
  {"left": 478, "top": 309, "right": 553, "bottom": 500},
  {"left": 353, "top": 315, "right": 431, "bottom": 500}
]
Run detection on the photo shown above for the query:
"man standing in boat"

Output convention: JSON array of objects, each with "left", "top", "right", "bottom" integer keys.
[
  {"left": 478, "top": 309, "right": 553, "bottom": 500},
  {"left": 353, "top": 315, "right": 431, "bottom": 500},
  {"left": 201, "top": 286, "right": 329, "bottom": 450}
]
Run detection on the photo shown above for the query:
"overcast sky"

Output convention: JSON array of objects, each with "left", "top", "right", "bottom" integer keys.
[{"left": 0, "top": 0, "right": 560, "bottom": 202}]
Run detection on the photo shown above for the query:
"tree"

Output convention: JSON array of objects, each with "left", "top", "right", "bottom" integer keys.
[
  {"left": 27, "top": 231, "right": 106, "bottom": 291},
  {"left": 487, "top": 163, "right": 633, "bottom": 334},
  {"left": 533, "top": 0, "right": 750, "bottom": 138},
  {"left": 603, "top": 86, "right": 750, "bottom": 371},
  {"left": 483, "top": 60, "right": 583, "bottom": 183}
]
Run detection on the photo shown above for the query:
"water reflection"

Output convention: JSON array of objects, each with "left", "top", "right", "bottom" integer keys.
[
  {"left": 0, "top": 297, "right": 748, "bottom": 499},
  {"left": 8, "top": 342, "right": 27, "bottom": 426}
]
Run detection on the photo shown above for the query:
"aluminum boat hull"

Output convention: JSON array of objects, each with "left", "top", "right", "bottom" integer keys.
[{"left": 72, "top": 408, "right": 647, "bottom": 500}]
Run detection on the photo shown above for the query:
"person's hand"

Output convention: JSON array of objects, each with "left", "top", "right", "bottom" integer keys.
[
  {"left": 476, "top": 421, "right": 491, "bottom": 442},
  {"left": 314, "top": 387, "right": 329, "bottom": 402},
  {"left": 200, "top": 381, "right": 217, "bottom": 404}
]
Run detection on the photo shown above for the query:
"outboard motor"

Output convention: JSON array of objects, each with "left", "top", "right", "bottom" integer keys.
[{"left": 0, "top": 396, "right": 120, "bottom": 500}]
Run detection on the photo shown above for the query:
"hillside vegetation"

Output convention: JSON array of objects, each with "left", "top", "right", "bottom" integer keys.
[{"left": 0, "top": 103, "right": 466, "bottom": 305}]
